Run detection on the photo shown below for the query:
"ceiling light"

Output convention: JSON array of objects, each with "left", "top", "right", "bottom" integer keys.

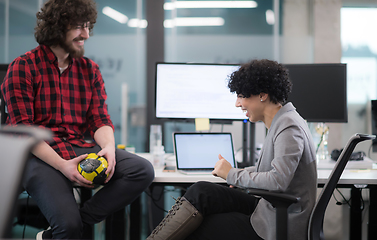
[
  {"left": 102, "top": 6, "right": 128, "bottom": 24},
  {"left": 128, "top": 19, "right": 148, "bottom": 28},
  {"left": 266, "top": 10, "right": 275, "bottom": 25},
  {"left": 164, "top": 17, "right": 225, "bottom": 28},
  {"left": 164, "top": 1, "right": 258, "bottom": 10}
]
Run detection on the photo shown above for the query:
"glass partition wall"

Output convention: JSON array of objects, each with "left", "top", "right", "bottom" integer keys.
[
  {"left": 2, "top": 0, "right": 377, "bottom": 239},
  {"left": 1, "top": 0, "right": 319, "bottom": 154},
  {"left": 0, "top": 0, "right": 148, "bottom": 238},
  {"left": 155, "top": 0, "right": 316, "bottom": 155},
  {"left": 0, "top": 0, "right": 147, "bottom": 152}
]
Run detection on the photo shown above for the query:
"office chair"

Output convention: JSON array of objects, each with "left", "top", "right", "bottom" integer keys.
[
  {"left": 245, "top": 133, "right": 375, "bottom": 240},
  {"left": 0, "top": 126, "right": 52, "bottom": 238},
  {"left": 0, "top": 64, "right": 9, "bottom": 125},
  {"left": 0, "top": 64, "right": 51, "bottom": 231}
]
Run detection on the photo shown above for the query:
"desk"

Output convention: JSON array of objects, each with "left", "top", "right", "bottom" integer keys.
[
  {"left": 147, "top": 165, "right": 377, "bottom": 240},
  {"left": 317, "top": 160, "right": 377, "bottom": 240},
  {"left": 135, "top": 153, "right": 377, "bottom": 239}
]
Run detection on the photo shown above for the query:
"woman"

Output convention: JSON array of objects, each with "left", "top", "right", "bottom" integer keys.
[{"left": 147, "top": 59, "right": 317, "bottom": 240}]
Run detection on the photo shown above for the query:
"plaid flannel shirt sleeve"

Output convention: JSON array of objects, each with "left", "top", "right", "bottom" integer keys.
[
  {"left": 1, "top": 59, "right": 35, "bottom": 125},
  {"left": 86, "top": 65, "right": 114, "bottom": 136}
]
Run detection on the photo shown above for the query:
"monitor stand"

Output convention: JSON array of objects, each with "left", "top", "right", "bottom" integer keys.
[{"left": 239, "top": 121, "right": 256, "bottom": 168}]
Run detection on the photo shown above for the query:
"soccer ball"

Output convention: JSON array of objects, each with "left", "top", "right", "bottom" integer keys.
[{"left": 78, "top": 153, "right": 109, "bottom": 184}]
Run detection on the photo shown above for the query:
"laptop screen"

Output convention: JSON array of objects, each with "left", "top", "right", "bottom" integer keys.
[{"left": 173, "top": 132, "right": 236, "bottom": 170}]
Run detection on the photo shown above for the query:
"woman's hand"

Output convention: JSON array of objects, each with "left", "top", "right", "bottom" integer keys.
[{"left": 212, "top": 154, "right": 233, "bottom": 180}]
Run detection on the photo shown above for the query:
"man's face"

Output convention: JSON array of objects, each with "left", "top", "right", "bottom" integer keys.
[{"left": 61, "top": 22, "right": 90, "bottom": 58}]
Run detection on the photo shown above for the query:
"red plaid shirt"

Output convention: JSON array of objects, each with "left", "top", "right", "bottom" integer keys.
[{"left": 1, "top": 45, "right": 114, "bottom": 160}]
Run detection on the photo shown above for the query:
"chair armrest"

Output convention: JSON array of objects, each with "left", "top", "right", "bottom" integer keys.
[
  {"left": 0, "top": 125, "right": 52, "bottom": 142},
  {"left": 245, "top": 188, "right": 300, "bottom": 209}
]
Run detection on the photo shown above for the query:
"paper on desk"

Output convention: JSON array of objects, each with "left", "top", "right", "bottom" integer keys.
[{"left": 195, "top": 118, "right": 210, "bottom": 131}]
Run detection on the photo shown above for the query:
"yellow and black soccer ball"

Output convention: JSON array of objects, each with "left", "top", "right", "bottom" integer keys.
[{"left": 78, "top": 153, "right": 109, "bottom": 184}]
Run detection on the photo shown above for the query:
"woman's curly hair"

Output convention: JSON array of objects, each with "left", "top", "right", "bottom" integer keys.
[
  {"left": 34, "top": 0, "right": 97, "bottom": 46},
  {"left": 228, "top": 59, "right": 292, "bottom": 104}
]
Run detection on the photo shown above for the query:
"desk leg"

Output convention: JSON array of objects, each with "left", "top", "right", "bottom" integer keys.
[
  {"left": 350, "top": 186, "right": 362, "bottom": 240},
  {"left": 368, "top": 186, "right": 377, "bottom": 240},
  {"left": 106, "top": 208, "right": 126, "bottom": 240},
  {"left": 80, "top": 188, "right": 93, "bottom": 239},
  {"left": 129, "top": 197, "right": 141, "bottom": 240},
  {"left": 149, "top": 185, "right": 165, "bottom": 229}
]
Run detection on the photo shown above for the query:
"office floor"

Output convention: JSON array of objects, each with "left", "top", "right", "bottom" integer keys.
[
  {"left": 11, "top": 190, "right": 107, "bottom": 240},
  {"left": 12, "top": 224, "right": 40, "bottom": 239},
  {"left": 10, "top": 196, "right": 147, "bottom": 240},
  {"left": 11, "top": 223, "right": 106, "bottom": 240}
]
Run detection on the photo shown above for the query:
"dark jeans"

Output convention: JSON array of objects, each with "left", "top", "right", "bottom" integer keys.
[
  {"left": 22, "top": 145, "right": 154, "bottom": 239},
  {"left": 184, "top": 181, "right": 264, "bottom": 240}
]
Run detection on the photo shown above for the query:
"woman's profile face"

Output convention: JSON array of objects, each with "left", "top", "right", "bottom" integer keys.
[{"left": 235, "top": 94, "right": 265, "bottom": 123}]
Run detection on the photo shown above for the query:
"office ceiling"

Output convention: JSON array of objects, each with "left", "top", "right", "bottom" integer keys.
[
  {"left": 0, "top": 0, "right": 275, "bottom": 36},
  {"left": 2, "top": 0, "right": 376, "bottom": 37}
]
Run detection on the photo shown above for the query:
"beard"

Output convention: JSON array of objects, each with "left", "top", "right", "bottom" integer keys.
[{"left": 60, "top": 37, "right": 85, "bottom": 59}]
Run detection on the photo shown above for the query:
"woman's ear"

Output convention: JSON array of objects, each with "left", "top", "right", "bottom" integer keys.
[{"left": 259, "top": 93, "right": 268, "bottom": 102}]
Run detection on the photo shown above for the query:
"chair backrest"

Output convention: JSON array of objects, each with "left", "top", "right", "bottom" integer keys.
[
  {"left": 308, "top": 133, "right": 375, "bottom": 240},
  {"left": 0, "top": 126, "right": 51, "bottom": 238},
  {"left": 0, "top": 64, "right": 9, "bottom": 125}
]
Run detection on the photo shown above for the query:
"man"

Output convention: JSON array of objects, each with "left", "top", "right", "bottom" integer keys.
[{"left": 1, "top": 0, "right": 154, "bottom": 239}]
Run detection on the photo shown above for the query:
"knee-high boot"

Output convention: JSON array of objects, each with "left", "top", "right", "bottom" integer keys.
[{"left": 147, "top": 197, "right": 203, "bottom": 240}]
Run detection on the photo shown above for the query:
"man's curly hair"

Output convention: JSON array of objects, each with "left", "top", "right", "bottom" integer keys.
[
  {"left": 34, "top": 0, "right": 97, "bottom": 46},
  {"left": 228, "top": 59, "right": 292, "bottom": 104}
]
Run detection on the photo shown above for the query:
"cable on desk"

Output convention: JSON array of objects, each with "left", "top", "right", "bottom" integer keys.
[
  {"left": 362, "top": 203, "right": 369, "bottom": 226},
  {"left": 146, "top": 186, "right": 189, "bottom": 233},
  {"left": 333, "top": 188, "right": 365, "bottom": 214},
  {"left": 145, "top": 186, "right": 180, "bottom": 212},
  {"left": 333, "top": 188, "right": 351, "bottom": 207},
  {"left": 333, "top": 187, "right": 365, "bottom": 211}
]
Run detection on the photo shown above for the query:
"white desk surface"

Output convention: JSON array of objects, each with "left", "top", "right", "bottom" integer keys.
[
  {"left": 152, "top": 167, "right": 377, "bottom": 185},
  {"left": 136, "top": 153, "right": 377, "bottom": 186}
]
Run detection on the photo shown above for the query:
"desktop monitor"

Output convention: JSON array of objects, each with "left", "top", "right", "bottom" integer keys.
[
  {"left": 154, "top": 62, "right": 347, "bottom": 123},
  {"left": 284, "top": 63, "right": 347, "bottom": 123},
  {"left": 155, "top": 62, "right": 244, "bottom": 121}
]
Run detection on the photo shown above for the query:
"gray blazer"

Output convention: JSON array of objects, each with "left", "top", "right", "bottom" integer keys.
[{"left": 227, "top": 102, "right": 317, "bottom": 240}]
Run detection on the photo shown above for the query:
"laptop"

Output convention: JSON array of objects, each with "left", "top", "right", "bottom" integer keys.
[{"left": 173, "top": 132, "right": 236, "bottom": 175}]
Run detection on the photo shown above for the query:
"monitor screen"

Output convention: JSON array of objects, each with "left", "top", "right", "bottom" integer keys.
[
  {"left": 154, "top": 62, "right": 347, "bottom": 123},
  {"left": 155, "top": 63, "right": 245, "bottom": 121}
]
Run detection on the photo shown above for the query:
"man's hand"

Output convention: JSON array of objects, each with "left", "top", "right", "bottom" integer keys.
[
  {"left": 212, "top": 154, "right": 233, "bottom": 180},
  {"left": 93, "top": 125, "right": 116, "bottom": 184},
  {"left": 97, "top": 145, "right": 116, "bottom": 183},
  {"left": 58, "top": 154, "right": 94, "bottom": 188}
]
